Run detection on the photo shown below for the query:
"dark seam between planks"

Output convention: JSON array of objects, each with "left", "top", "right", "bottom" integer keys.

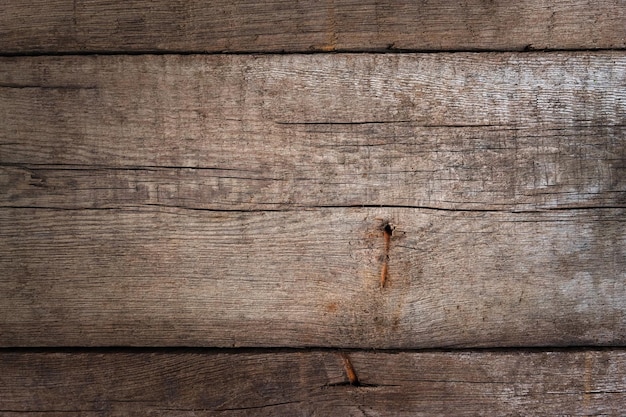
[
  {"left": 1, "top": 47, "right": 626, "bottom": 58},
  {"left": 0, "top": 346, "right": 624, "bottom": 354}
]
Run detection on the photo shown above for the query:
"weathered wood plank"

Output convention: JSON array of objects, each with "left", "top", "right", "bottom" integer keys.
[
  {"left": 1, "top": 53, "right": 624, "bottom": 211},
  {"left": 0, "top": 349, "right": 624, "bottom": 415},
  {"left": 1, "top": 52, "right": 625, "bottom": 347},
  {"left": 1, "top": 0, "right": 625, "bottom": 54},
  {"left": 1, "top": 207, "right": 624, "bottom": 347}
]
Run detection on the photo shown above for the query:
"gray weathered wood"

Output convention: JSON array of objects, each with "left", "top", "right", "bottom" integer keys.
[
  {"left": 1, "top": 349, "right": 624, "bottom": 415},
  {"left": 1, "top": 0, "right": 625, "bottom": 54},
  {"left": 1, "top": 53, "right": 624, "bottom": 212},
  {"left": 1, "top": 207, "right": 624, "bottom": 347}
]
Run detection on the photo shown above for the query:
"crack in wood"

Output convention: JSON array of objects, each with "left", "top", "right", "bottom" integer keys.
[
  {"left": 275, "top": 120, "right": 500, "bottom": 127},
  {"left": 0, "top": 83, "right": 97, "bottom": 90},
  {"left": 380, "top": 221, "right": 394, "bottom": 288},
  {"left": 3, "top": 204, "right": 623, "bottom": 214},
  {"left": 213, "top": 400, "right": 302, "bottom": 412}
]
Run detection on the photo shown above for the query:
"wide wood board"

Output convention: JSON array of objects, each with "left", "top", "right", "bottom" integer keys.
[{"left": 1, "top": 53, "right": 625, "bottom": 348}]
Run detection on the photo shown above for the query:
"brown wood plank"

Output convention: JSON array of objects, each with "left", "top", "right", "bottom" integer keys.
[
  {"left": 1, "top": 52, "right": 625, "bottom": 347},
  {"left": 1, "top": 0, "right": 625, "bottom": 54},
  {"left": 1, "top": 207, "right": 624, "bottom": 347},
  {"left": 0, "top": 349, "right": 624, "bottom": 415},
  {"left": 1, "top": 53, "right": 624, "bottom": 212}
]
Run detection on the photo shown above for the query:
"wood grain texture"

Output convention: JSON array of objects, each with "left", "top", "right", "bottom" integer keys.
[
  {"left": 1, "top": 349, "right": 625, "bottom": 416},
  {"left": 1, "top": 52, "right": 625, "bottom": 347},
  {"left": 2, "top": 3, "right": 625, "bottom": 412},
  {"left": 1, "top": 207, "right": 624, "bottom": 347},
  {"left": 1, "top": 0, "right": 625, "bottom": 54},
  {"left": 1, "top": 53, "right": 624, "bottom": 212}
]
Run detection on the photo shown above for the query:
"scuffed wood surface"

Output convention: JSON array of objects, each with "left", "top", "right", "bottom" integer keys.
[
  {"left": 1, "top": 0, "right": 625, "bottom": 54},
  {"left": 1, "top": 207, "right": 624, "bottom": 347},
  {"left": 0, "top": 349, "right": 625, "bottom": 416},
  {"left": 1, "top": 53, "right": 624, "bottom": 212}
]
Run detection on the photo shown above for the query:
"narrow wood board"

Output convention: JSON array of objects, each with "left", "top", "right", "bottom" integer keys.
[
  {"left": 1, "top": 53, "right": 624, "bottom": 212},
  {"left": 1, "top": 0, "right": 625, "bottom": 54},
  {"left": 1, "top": 349, "right": 624, "bottom": 415},
  {"left": 1, "top": 207, "right": 624, "bottom": 347}
]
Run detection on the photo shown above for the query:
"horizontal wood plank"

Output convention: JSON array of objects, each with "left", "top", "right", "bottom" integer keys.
[
  {"left": 1, "top": 349, "right": 624, "bottom": 415},
  {"left": 1, "top": 53, "right": 624, "bottom": 211},
  {"left": 1, "top": 207, "right": 624, "bottom": 347},
  {"left": 1, "top": 52, "right": 625, "bottom": 347},
  {"left": 1, "top": 0, "right": 625, "bottom": 54}
]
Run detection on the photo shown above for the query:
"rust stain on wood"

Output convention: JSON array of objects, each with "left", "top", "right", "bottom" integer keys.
[
  {"left": 319, "top": 0, "right": 338, "bottom": 52},
  {"left": 340, "top": 352, "right": 359, "bottom": 386}
]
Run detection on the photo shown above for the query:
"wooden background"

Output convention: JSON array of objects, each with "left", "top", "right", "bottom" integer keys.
[{"left": 1, "top": 1, "right": 625, "bottom": 415}]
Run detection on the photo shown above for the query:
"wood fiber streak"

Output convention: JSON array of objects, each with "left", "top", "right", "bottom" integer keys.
[
  {"left": 0, "top": 350, "right": 624, "bottom": 416},
  {"left": 1, "top": 0, "right": 625, "bottom": 54},
  {"left": 1, "top": 207, "right": 624, "bottom": 347},
  {"left": 1, "top": 53, "right": 624, "bottom": 211}
]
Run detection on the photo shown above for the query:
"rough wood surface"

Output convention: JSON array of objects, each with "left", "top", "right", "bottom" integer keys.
[
  {"left": 1, "top": 53, "right": 624, "bottom": 212},
  {"left": 2, "top": 3, "right": 625, "bottom": 413},
  {"left": 1, "top": 53, "right": 625, "bottom": 347},
  {"left": 0, "top": 349, "right": 624, "bottom": 416},
  {"left": 1, "top": 0, "right": 625, "bottom": 54},
  {"left": 1, "top": 207, "right": 624, "bottom": 347}
]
